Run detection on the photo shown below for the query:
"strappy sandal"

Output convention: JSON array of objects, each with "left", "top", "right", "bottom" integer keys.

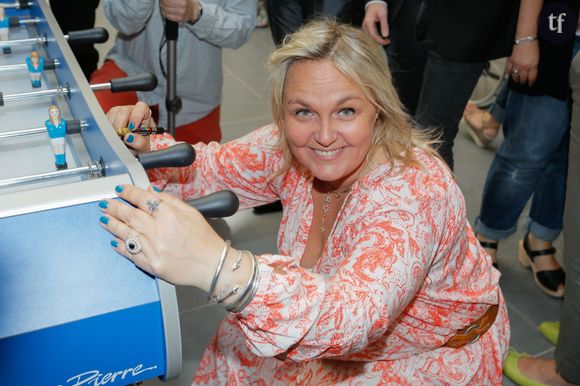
[
  {"left": 518, "top": 233, "right": 565, "bottom": 298},
  {"left": 478, "top": 239, "right": 499, "bottom": 269},
  {"left": 461, "top": 103, "right": 500, "bottom": 148}
]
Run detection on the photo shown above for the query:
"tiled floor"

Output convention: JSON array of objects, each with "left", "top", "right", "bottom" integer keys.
[{"left": 94, "top": 14, "right": 565, "bottom": 386}]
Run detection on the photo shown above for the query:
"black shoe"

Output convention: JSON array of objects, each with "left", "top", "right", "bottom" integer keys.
[
  {"left": 253, "top": 200, "right": 282, "bottom": 214},
  {"left": 56, "top": 162, "right": 68, "bottom": 170},
  {"left": 478, "top": 239, "right": 499, "bottom": 269},
  {"left": 518, "top": 232, "right": 565, "bottom": 298},
  {"left": 3, "top": 47, "right": 11, "bottom": 55}
]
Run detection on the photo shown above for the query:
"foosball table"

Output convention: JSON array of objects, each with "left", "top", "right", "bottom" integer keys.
[{"left": 0, "top": 1, "right": 237, "bottom": 385}]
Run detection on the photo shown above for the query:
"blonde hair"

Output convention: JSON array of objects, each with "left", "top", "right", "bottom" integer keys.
[
  {"left": 267, "top": 19, "right": 437, "bottom": 176},
  {"left": 30, "top": 51, "right": 40, "bottom": 59}
]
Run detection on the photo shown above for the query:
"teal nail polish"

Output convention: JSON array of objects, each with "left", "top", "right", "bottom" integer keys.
[
  {"left": 98, "top": 200, "right": 109, "bottom": 209},
  {"left": 126, "top": 134, "right": 134, "bottom": 143},
  {"left": 152, "top": 185, "right": 161, "bottom": 192},
  {"left": 111, "top": 240, "right": 119, "bottom": 248},
  {"left": 128, "top": 122, "right": 135, "bottom": 129},
  {"left": 115, "top": 185, "right": 124, "bottom": 193},
  {"left": 100, "top": 216, "right": 109, "bottom": 225}
]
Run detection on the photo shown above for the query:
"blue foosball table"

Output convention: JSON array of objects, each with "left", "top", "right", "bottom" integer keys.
[{"left": 0, "top": 1, "right": 216, "bottom": 384}]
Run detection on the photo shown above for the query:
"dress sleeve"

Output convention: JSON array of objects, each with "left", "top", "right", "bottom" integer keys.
[
  {"left": 236, "top": 191, "right": 445, "bottom": 361},
  {"left": 147, "top": 124, "right": 285, "bottom": 209}
]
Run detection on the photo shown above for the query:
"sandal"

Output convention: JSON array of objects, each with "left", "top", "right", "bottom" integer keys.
[
  {"left": 460, "top": 103, "right": 500, "bottom": 148},
  {"left": 478, "top": 238, "right": 499, "bottom": 269},
  {"left": 518, "top": 233, "right": 565, "bottom": 298}
]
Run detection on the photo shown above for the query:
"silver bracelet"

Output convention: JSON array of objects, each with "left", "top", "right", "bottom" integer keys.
[
  {"left": 514, "top": 35, "right": 537, "bottom": 45},
  {"left": 211, "top": 250, "right": 244, "bottom": 303},
  {"left": 227, "top": 251, "right": 260, "bottom": 313},
  {"left": 207, "top": 240, "right": 231, "bottom": 301}
]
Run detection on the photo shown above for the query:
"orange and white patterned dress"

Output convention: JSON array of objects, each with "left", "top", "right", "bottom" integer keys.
[{"left": 149, "top": 124, "right": 510, "bottom": 385}]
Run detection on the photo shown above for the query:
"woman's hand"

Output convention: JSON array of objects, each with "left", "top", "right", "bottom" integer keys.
[
  {"left": 99, "top": 184, "right": 226, "bottom": 290},
  {"left": 506, "top": 41, "right": 539, "bottom": 87},
  {"left": 106, "top": 101, "right": 153, "bottom": 153}
]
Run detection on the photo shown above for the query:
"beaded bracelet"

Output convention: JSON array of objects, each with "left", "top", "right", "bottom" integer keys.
[{"left": 207, "top": 240, "right": 231, "bottom": 301}]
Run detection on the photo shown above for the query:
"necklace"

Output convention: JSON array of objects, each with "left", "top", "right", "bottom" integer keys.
[{"left": 320, "top": 186, "right": 351, "bottom": 233}]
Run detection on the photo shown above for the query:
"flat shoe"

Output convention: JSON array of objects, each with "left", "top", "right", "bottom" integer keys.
[
  {"left": 539, "top": 321, "right": 559, "bottom": 346},
  {"left": 503, "top": 349, "right": 547, "bottom": 386}
]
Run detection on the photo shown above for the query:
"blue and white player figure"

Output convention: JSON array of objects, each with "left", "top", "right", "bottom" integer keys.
[
  {"left": 26, "top": 51, "right": 44, "bottom": 88},
  {"left": 45, "top": 105, "right": 68, "bottom": 170},
  {"left": 0, "top": 6, "right": 10, "bottom": 54}
]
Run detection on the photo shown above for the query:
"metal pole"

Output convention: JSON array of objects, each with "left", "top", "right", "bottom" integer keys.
[
  {"left": 0, "top": 160, "right": 104, "bottom": 188},
  {"left": 0, "top": 35, "right": 47, "bottom": 47},
  {"left": 1, "top": 84, "right": 69, "bottom": 103},
  {"left": 164, "top": 20, "right": 181, "bottom": 135}
]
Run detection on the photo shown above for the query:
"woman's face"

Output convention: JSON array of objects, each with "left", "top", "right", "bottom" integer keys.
[{"left": 283, "top": 59, "right": 377, "bottom": 189}]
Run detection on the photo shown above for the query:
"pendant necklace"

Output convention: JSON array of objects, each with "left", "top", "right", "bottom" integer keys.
[{"left": 320, "top": 186, "right": 351, "bottom": 233}]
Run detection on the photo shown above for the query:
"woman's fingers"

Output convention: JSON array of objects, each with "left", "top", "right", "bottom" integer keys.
[
  {"left": 128, "top": 101, "right": 154, "bottom": 129},
  {"left": 123, "top": 132, "right": 150, "bottom": 152}
]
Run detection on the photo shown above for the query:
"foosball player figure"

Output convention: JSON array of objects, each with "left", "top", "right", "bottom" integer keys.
[
  {"left": 26, "top": 51, "right": 45, "bottom": 88},
  {"left": 45, "top": 105, "right": 68, "bottom": 170},
  {"left": 0, "top": 6, "right": 10, "bottom": 54}
]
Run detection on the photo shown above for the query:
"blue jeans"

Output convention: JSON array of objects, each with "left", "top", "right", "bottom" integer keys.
[{"left": 474, "top": 91, "right": 570, "bottom": 242}]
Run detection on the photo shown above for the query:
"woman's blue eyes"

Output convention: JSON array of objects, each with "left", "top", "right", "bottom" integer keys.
[
  {"left": 294, "top": 108, "right": 355, "bottom": 117},
  {"left": 339, "top": 108, "right": 355, "bottom": 116},
  {"left": 295, "top": 109, "right": 312, "bottom": 117}
]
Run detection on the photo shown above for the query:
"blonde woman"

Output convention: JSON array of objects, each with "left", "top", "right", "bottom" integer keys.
[
  {"left": 45, "top": 105, "right": 67, "bottom": 170},
  {"left": 100, "top": 20, "right": 509, "bottom": 384}
]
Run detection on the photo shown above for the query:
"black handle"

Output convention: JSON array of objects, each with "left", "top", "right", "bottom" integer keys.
[
  {"left": 44, "top": 58, "right": 56, "bottom": 71},
  {"left": 188, "top": 190, "right": 239, "bottom": 218},
  {"left": 65, "top": 119, "right": 82, "bottom": 134},
  {"left": 110, "top": 73, "right": 158, "bottom": 93},
  {"left": 138, "top": 143, "right": 195, "bottom": 169},
  {"left": 9, "top": 16, "right": 19, "bottom": 27},
  {"left": 165, "top": 20, "right": 178, "bottom": 41},
  {"left": 66, "top": 28, "right": 109, "bottom": 45},
  {"left": 18, "top": 0, "right": 30, "bottom": 9}
]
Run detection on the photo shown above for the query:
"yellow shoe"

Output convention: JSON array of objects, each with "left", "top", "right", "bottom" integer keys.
[
  {"left": 539, "top": 321, "right": 559, "bottom": 346},
  {"left": 503, "top": 349, "right": 547, "bottom": 386}
]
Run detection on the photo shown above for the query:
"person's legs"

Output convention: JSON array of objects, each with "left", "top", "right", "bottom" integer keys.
[
  {"left": 383, "top": 0, "right": 426, "bottom": 116},
  {"left": 173, "top": 106, "right": 221, "bottom": 144},
  {"left": 265, "top": 0, "right": 305, "bottom": 46},
  {"left": 50, "top": 0, "right": 100, "bottom": 79},
  {"left": 555, "top": 51, "right": 580, "bottom": 383},
  {"left": 415, "top": 53, "right": 485, "bottom": 169},
  {"left": 90, "top": 60, "right": 139, "bottom": 114}
]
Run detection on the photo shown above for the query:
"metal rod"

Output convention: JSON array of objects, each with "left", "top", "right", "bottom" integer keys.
[
  {"left": 89, "top": 82, "right": 110, "bottom": 92},
  {"left": 0, "top": 2, "right": 33, "bottom": 9},
  {"left": 0, "top": 59, "right": 58, "bottom": 73},
  {"left": 0, "top": 35, "right": 47, "bottom": 47},
  {"left": 0, "top": 120, "right": 86, "bottom": 141},
  {"left": 18, "top": 17, "right": 41, "bottom": 25},
  {"left": 0, "top": 160, "right": 104, "bottom": 188},
  {"left": 0, "top": 127, "right": 45, "bottom": 140},
  {"left": 2, "top": 84, "right": 69, "bottom": 103},
  {"left": 167, "top": 40, "right": 177, "bottom": 135}
]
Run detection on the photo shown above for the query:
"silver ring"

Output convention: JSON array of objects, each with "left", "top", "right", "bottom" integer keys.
[
  {"left": 511, "top": 68, "right": 519, "bottom": 76},
  {"left": 126, "top": 236, "right": 142, "bottom": 255},
  {"left": 147, "top": 199, "right": 162, "bottom": 216}
]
